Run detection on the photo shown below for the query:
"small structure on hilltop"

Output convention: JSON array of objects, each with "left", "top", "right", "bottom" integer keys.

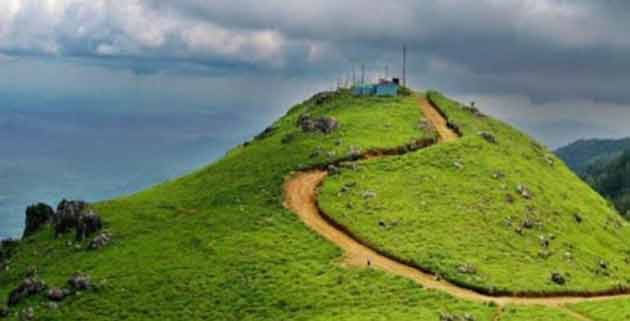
[{"left": 352, "top": 78, "right": 400, "bottom": 97}]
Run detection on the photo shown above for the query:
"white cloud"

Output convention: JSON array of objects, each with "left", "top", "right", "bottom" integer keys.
[{"left": 0, "top": 0, "right": 296, "bottom": 65}]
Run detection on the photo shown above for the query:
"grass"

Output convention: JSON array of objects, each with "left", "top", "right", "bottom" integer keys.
[
  {"left": 1, "top": 89, "right": 628, "bottom": 320},
  {"left": 499, "top": 305, "right": 582, "bottom": 321},
  {"left": 570, "top": 298, "right": 630, "bottom": 321},
  {"left": 319, "top": 91, "right": 630, "bottom": 294},
  {"left": 0, "top": 90, "right": 501, "bottom": 320}
]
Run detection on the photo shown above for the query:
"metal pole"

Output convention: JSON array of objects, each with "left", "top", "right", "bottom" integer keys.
[
  {"left": 361, "top": 64, "right": 365, "bottom": 84},
  {"left": 404, "top": 45, "right": 407, "bottom": 87}
]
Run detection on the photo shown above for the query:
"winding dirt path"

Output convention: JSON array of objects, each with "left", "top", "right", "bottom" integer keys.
[
  {"left": 283, "top": 94, "right": 630, "bottom": 314},
  {"left": 418, "top": 95, "right": 458, "bottom": 143}
]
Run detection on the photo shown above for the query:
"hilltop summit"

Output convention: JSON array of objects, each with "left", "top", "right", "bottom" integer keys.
[{"left": 1, "top": 90, "right": 629, "bottom": 321}]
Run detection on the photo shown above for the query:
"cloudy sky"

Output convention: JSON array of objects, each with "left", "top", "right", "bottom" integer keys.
[{"left": 1, "top": 0, "right": 630, "bottom": 147}]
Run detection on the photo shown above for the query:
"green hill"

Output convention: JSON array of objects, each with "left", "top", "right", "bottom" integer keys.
[
  {"left": 1, "top": 90, "right": 629, "bottom": 321},
  {"left": 319, "top": 92, "right": 630, "bottom": 295}
]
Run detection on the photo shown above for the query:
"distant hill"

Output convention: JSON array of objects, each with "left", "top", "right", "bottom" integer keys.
[
  {"left": 555, "top": 137, "right": 630, "bottom": 174},
  {"left": 580, "top": 151, "right": 630, "bottom": 217},
  {"left": 556, "top": 138, "right": 630, "bottom": 216}
]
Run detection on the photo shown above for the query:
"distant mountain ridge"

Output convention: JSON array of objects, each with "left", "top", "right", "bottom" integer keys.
[
  {"left": 555, "top": 137, "right": 630, "bottom": 174},
  {"left": 556, "top": 137, "right": 630, "bottom": 217}
]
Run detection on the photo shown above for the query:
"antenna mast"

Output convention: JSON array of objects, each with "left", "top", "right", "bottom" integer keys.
[
  {"left": 361, "top": 64, "right": 365, "bottom": 84},
  {"left": 402, "top": 44, "right": 407, "bottom": 87}
]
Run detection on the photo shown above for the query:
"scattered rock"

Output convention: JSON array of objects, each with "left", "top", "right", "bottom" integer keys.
[
  {"left": 327, "top": 165, "right": 340, "bottom": 176},
  {"left": 440, "top": 312, "right": 457, "bottom": 321},
  {"left": 23, "top": 203, "right": 55, "bottom": 238},
  {"left": 67, "top": 273, "right": 91, "bottom": 291},
  {"left": 297, "top": 114, "right": 338, "bottom": 134},
  {"left": 573, "top": 212, "right": 583, "bottom": 224},
  {"left": 492, "top": 171, "right": 505, "bottom": 179},
  {"left": 516, "top": 184, "right": 532, "bottom": 199},
  {"left": 599, "top": 259, "right": 609, "bottom": 270},
  {"left": 88, "top": 232, "right": 112, "bottom": 250},
  {"left": 544, "top": 154, "right": 555, "bottom": 166},
  {"left": 19, "top": 307, "right": 34, "bottom": 321},
  {"left": 551, "top": 272, "right": 566, "bottom": 285},
  {"left": 54, "top": 200, "right": 89, "bottom": 236},
  {"left": 539, "top": 235, "right": 550, "bottom": 248},
  {"left": 340, "top": 182, "right": 356, "bottom": 193},
  {"left": 341, "top": 162, "right": 359, "bottom": 171},
  {"left": 8, "top": 277, "right": 46, "bottom": 306},
  {"left": 463, "top": 313, "right": 476, "bottom": 321},
  {"left": 47, "top": 288, "right": 65, "bottom": 301},
  {"left": 440, "top": 312, "right": 476, "bottom": 321},
  {"left": 522, "top": 217, "right": 536, "bottom": 229},
  {"left": 348, "top": 146, "right": 362, "bottom": 160},
  {"left": 453, "top": 161, "right": 464, "bottom": 170},
  {"left": 76, "top": 210, "right": 103, "bottom": 241},
  {"left": 458, "top": 263, "right": 477, "bottom": 274},
  {"left": 362, "top": 191, "right": 377, "bottom": 199},
  {"left": 564, "top": 251, "right": 573, "bottom": 261},
  {"left": 538, "top": 250, "right": 552, "bottom": 260},
  {"left": 54, "top": 200, "right": 103, "bottom": 241},
  {"left": 478, "top": 131, "right": 497, "bottom": 144}
]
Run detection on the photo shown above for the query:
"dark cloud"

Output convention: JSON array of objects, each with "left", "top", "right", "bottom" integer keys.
[{"left": 1, "top": 0, "right": 630, "bottom": 146}]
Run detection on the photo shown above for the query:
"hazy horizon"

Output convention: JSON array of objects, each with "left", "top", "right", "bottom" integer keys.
[{"left": 0, "top": 109, "right": 256, "bottom": 239}]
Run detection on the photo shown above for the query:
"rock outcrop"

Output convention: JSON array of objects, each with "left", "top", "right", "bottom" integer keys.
[
  {"left": 23, "top": 203, "right": 55, "bottom": 238},
  {"left": 54, "top": 200, "right": 102, "bottom": 241},
  {"left": 7, "top": 277, "right": 46, "bottom": 306},
  {"left": 297, "top": 115, "right": 338, "bottom": 134}
]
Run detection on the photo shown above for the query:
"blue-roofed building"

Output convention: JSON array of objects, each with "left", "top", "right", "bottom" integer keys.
[
  {"left": 352, "top": 84, "right": 376, "bottom": 96},
  {"left": 352, "top": 79, "right": 399, "bottom": 97},
  {"left": 375, "top": 82, "right": 399, "bottom": 96}
]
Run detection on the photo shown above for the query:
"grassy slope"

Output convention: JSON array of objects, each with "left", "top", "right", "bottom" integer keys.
[
  {"left": 0, "top": 91, "right": 503, "bottom": 321},
  {"left": 571, "top": 298, "right": 630, "bottom": 321},
  {"left": 319, "top": 91, "right": 630, "bottom": 294},
  {"left": 500, "top": 306, "right": 581, "bottom": 321}
]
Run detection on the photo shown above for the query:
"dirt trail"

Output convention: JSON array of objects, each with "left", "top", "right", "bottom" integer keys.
[
  {"left": 418, "top": 95, "right": 458, "bottom": 143},
  {"left": 283, "top": 94, "right": 630, "bottom": 311}
]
